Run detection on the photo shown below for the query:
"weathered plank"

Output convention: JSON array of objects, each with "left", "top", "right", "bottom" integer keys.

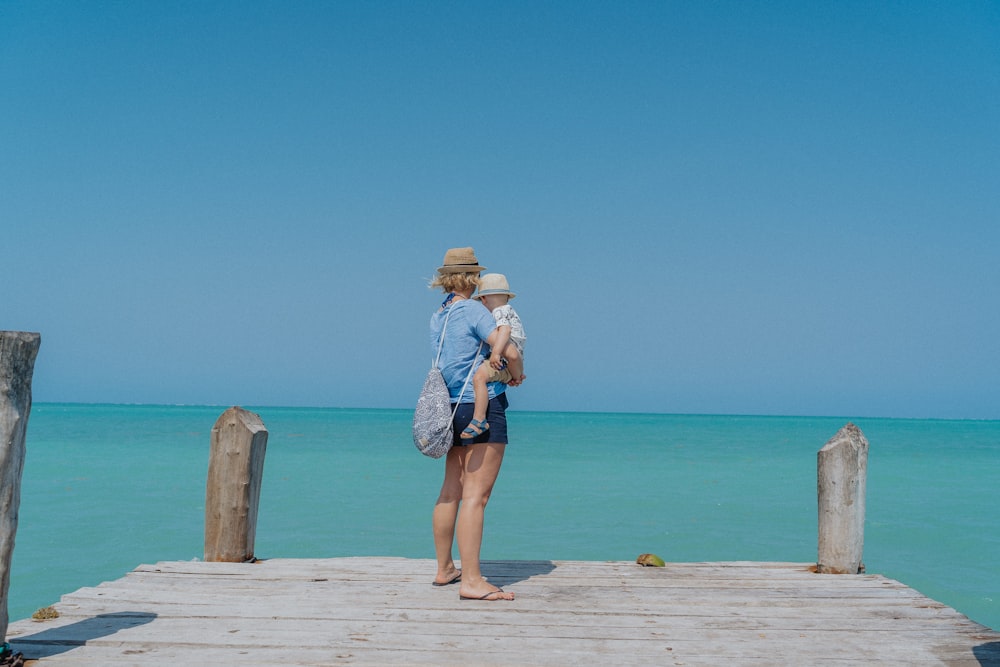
[{"left": 6, "top": 558, "right": 999, "bottom": 666}]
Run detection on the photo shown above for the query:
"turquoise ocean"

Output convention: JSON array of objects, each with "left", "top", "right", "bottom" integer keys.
[{"left": 8, "top": 403, "right": 998, "bottom": 631}]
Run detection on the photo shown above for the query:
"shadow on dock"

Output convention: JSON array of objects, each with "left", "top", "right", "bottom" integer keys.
[
  {"left": 484, "top": 559, "right": 557, "bottom": 587},
  {"left": 973, "top": 641, "right": 1000, "bottom": 666},
  {"left": 11, "top": 612, "right": 156, "bottom": 659}
]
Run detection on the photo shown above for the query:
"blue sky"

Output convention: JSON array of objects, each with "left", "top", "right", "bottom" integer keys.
[{"left": 2, "top": 1, "right": 998, "bottom": 418}]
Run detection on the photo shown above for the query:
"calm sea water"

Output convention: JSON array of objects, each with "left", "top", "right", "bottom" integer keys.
[{"left": 7, "top": 403, "right": 998, "bottom": 630}]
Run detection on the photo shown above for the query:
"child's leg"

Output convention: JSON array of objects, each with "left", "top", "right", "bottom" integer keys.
[
  {"left": 462, "top": 364, "right": 491, "bottom": 440},
  {"left": 471, "top": 364, "right": 490, "bottom": 423}
]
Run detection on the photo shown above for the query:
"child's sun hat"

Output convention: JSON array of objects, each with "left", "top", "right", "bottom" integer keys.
[{"left": 474, "top": 273, "right": 516, "bottom": 300}]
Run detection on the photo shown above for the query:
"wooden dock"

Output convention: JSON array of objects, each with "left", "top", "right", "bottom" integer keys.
[{"left": 6, "top": 557, "right": 999, "bottom": 666}]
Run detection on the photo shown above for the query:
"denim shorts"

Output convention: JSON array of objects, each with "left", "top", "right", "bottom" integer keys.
[{"left": 452, "top": 392, "right": 509, "bottom": 446}]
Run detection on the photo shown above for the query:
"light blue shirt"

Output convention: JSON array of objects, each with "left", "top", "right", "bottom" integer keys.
[{"left": 429, "top": 298, "right": 506, "bottom": 404}]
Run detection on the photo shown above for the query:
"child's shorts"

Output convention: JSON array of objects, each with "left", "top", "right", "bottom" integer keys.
[{"left": 480, "top": 364, "right": 514, "bottom": 384}]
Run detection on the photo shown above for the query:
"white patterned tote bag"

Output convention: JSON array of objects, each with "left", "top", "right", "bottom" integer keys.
[
  {"left": 413, "top": 305, "right": 482, "bottom": 458},
  {"left": 413, "top": 365, "right": 455, "bottom": 458}
]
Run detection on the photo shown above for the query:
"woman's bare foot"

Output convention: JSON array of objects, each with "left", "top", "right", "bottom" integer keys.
[
  {"left": 433, "top": 567, "right": 462, "bottom": 586},
  {"left": 459, "top": 576, "right": 515, "bottom": 601}
]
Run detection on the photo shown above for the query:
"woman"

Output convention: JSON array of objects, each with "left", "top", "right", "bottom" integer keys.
[{"left": 429, "top": 247, "right": 516, "bottom": 601}]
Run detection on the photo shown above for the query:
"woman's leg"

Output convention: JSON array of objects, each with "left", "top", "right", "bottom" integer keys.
[
  {"left": 431, "top": 446, "right": 464, "bottom": 584},
  {"left": 455, "top": 442, "right": 514, "bottom": 600}
]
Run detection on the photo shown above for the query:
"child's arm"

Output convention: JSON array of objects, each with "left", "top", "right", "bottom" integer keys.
[{"left": 487, "top": 325, "right": 511, "bottom": 370}]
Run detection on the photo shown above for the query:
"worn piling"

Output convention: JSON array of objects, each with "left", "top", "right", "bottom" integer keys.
[
  {"left": 0, "top": 331, "right": 41, "bottom": 641},
  {"left": 817, "top": 422, "right": 869, "bottom": 574},
  {"left": 204, "top": 406, "right": 268, "bottom": 562}
]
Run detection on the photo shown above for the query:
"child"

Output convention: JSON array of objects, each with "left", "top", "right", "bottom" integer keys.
[{"left": 462, "top": 273, "right": 526, "bottom": 440}]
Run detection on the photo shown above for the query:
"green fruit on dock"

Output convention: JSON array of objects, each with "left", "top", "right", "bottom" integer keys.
[
  {"left": 32, "top": 605, "right": 59, "bottom": 620},
  {"left": 636, "top": 553, "right": 665, "bottom": 567}
]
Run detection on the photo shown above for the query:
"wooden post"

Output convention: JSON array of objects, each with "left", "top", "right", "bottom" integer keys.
[
  {"left": 1, "top": 332, "right": 41, "bottom": 641},
  {"left": 204, "top": 406, "right": 268, "bottom": 562},
  {"left": 817, "top": 422, "right": 868, "bottom": 574}
]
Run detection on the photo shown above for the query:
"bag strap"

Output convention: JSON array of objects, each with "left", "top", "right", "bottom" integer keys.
[{"left": 433, "top": 305, "right": 452, "bottom": 370}]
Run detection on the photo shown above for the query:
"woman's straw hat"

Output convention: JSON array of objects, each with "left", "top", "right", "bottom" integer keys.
[
  {"left": 437, "top": 247, "right": 487, "bottom": 274},
  {"left": 474, "top": 273, "right": 516, "bottom": 300}
]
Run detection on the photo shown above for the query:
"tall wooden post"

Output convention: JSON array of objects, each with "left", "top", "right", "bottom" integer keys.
[
  {"left": 1, "top": 332, "right": 41, "bottom": 641},
  {"left": 204, "top": 407, "right": 268, "bottom": 562},
  {"left": 817, "top": 422, "right": 868, "bottom": 574}
]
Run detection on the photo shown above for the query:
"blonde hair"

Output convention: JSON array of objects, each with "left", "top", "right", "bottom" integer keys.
[{"left": 430, "top": 271, "right": 481, "bottom": 294}]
